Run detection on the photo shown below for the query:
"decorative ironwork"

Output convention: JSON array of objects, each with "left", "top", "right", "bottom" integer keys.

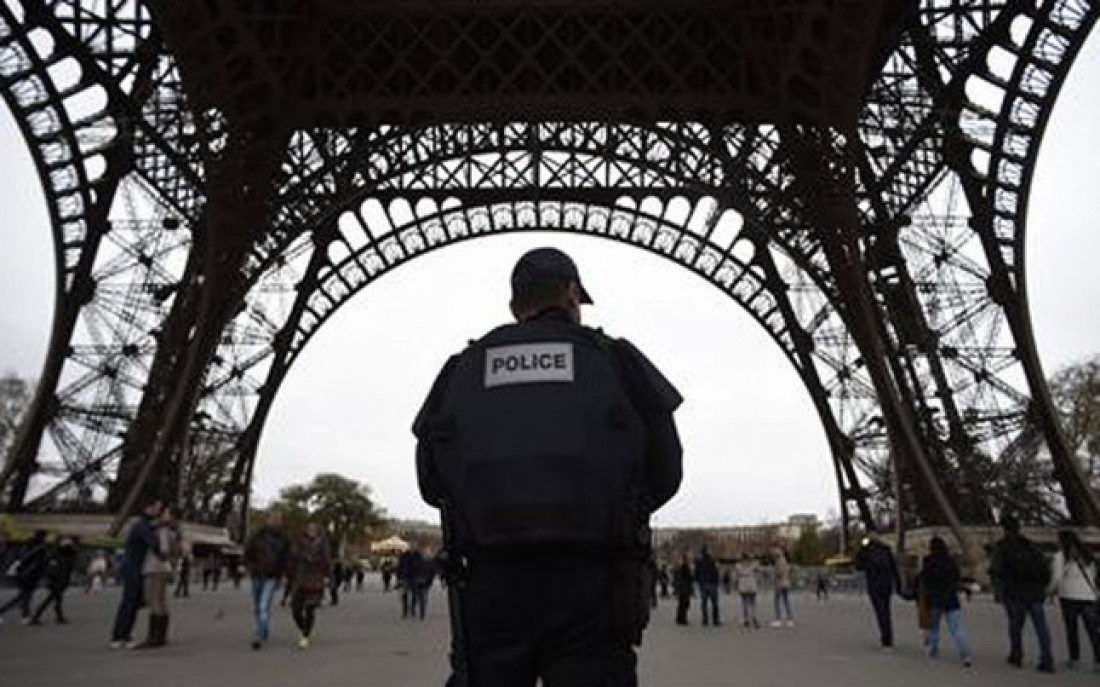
[{"left": 1, "top": 1, "right": 1097, "bottom": 546}]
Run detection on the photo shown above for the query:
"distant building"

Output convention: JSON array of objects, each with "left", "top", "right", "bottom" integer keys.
[{"left": 654, "top": 514, "right": 821, "bottom": 561}]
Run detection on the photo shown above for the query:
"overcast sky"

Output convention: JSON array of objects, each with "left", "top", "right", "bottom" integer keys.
[{"left": 2, "top": 38, "right": 1098, "bottom": 528}]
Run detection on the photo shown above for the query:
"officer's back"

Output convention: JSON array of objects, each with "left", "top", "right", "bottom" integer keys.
[{"left": 414, "top": 247, "right": 683, "bottom": 687}]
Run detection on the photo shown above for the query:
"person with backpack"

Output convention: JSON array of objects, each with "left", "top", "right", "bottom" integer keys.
[
  {"left": 988, "top": 514, "right": 1055, "bottom": 673},
  {"left": 1049, "top": 529, "right": 1099, "bottom": 672},
  {"left": 0, "top": 529, "right": 49, "bottom": 624},
  {"left": 855, "top": 532, "right": 901, "bottom": 649}
]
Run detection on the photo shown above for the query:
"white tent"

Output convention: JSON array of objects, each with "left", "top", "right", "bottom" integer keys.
[{"left": 370, "top": 535, "right": 410, "bottom": 554}]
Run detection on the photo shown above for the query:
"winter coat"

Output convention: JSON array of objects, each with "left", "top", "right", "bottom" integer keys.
[
  {"left": 290, "top": 533, "right": 332, "bottom": 604},
  {"left": 988, "top": 533, "right": 1049, "bottom": 604},
  {"left": 673, "top": 563, "right": 694, "bottom": 598},
  {"left": 774, "top": 556, "right": 792, "bottom": 590},
  {"left": 917, "top": 550, "right": 961, "bottom": 611},
  {"left": 856, "top": 540, "right": 900, "bottom": 596},
  {"left": 142, "top": 526, "right": 178, "bottom": 576},
  {"left": 1049, "top": 551, "right": 1098, "bottom": 603},
  {"left": 694, "top": 553, "right": 719, "bottom": 586},
  {"left": 244, "top": 526, "right": 291, "bottom": 579},
  {"left": 734, "top": 560, "right": 759, "bottom": 595}
]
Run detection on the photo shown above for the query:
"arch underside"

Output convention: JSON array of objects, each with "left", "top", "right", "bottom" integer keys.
[{"left": 0, "top": 0, "right": 1096, "bottom": 532}]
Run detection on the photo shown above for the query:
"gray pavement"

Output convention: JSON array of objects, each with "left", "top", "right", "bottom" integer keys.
[{"left": 0, "top": 578, "right": 1095, "bottom": 686}]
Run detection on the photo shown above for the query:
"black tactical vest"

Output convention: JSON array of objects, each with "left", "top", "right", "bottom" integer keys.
[{"left": 432, "top": 317, "right": 646, "bottom": 550}]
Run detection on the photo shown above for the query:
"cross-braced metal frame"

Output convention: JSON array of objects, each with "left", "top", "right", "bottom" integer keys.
[{"left": 1, "top": 1, "right": 1097, "bottom": 547}]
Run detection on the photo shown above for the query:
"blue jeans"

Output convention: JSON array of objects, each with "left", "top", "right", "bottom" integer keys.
[
  {"left": 1004, "top": 599, "right": 1053, "bottom": 666},
  {"left": 699, "top": 583, "right": 720, "bottom": 625},
  {"left": 251, "top": 577, "right": 278, "bottom": 640},
  {"left": 926, "top": 607, "right": 971, "bottom": 660},
  {"left": 774, "top": 587, "right": 792, "bottom": 621}
]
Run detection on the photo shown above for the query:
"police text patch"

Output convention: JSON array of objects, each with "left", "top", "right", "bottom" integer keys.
[{"left": 484, "top": 343, "right": 574, "bottom": 387}]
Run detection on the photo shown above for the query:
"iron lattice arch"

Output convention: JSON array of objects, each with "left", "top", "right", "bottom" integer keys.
[{"left": 0, "top": 0, "right": 1098, "bottom": 547}]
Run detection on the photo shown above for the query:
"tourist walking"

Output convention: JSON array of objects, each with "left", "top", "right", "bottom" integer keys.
[
  {"left": 855, "top": 532, "right": 900, "bottom": 649},
  {"left": 109, "top": 498, "right": 163, "bottom": 649},
  {"left": 243, "top": 510, "right": 291, "bottom": 650},
  {"left": 988, "top": 514, "right": 1055, "bottom": 673},
  {"left": 0, "top": 529, "right": 48, "bottom": 624},
  {"left": 396, "top": 546, "right": 416, "bottom": 618},
  {"left": 1049, "top": 529, "right": 1099, "bottom": 672},
  {"left": 771, "top": 548, "right": 794, "bottom": 627},
  {"left": 917, "top": 536, "right": 972, "bottom": 666},
  {"left": 734, "top": 554, "right": 760, "bottom": 629},
  {"left": 137, "top": 504, "right": 180, "bottom": 649},
  {"left": 289, "top": 521, "right": 332, "bottom": 650},
  {"left": 409, "top": 546, "right": 437, "bottom": 620},
  {"left": 673, "top": 554, "right": 694, "bottom": 625},
  {"left": 695, "top": 546, "right": 721, "bottom": 626},
  {"left": 29, "top": 536, "right": 79, "bottom": 625}
]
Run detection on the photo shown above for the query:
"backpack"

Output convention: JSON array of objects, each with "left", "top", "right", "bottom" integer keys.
[{"left": 1007, "top": 540, "right": 1051, "bottom": 588}]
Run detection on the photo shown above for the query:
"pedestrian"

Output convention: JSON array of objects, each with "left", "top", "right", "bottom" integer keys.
[
  {"left": 673, "top": 553, "right": 694, "bottom": 625},
  {"left": 136, "top": 504, "right": 180, "bottom": 648},
  {"left": 288, "top": 521, "right": 332, "bottom": 650},
  {"left": 917, "top": 536, "right": 972, "bottom": 666},
  {"left": 695, "top": 546, "right": 721, "bottom": 626},
  {"left": 734, "top": 554, "right": 760, "bottom": 629},
  {"left": 0, "top": 529, "right": 48, "bottom": 624},
  {"left": 86, "top": 551, "right": 108, "bottom": 593},
  {"left": 329, "top": 559, "right": 344, "bottom": 606},
  {"left": 658, "top": 564, "right": 670, "bottom": 599},
  {"left": 381, "top": 559, "right": 394, "bottom": 592},
  {"left": 396, "top": 547, "right": 415, "bottom": 618},
  {"left": 988, "top": 514, "right": 1055, "bottom": 673},
  {"left": 815, "top": 570, "right": 830, "bottom": 601},
  {"left": 1048, "top": 529, "right": 1099, "bottom": 672},
  {"left": 771, "top": 548, "right": 794, "bottom": 627},
  {"left": 355, "top": 562, "right": 366, "bottom": 592},
  {"left": 410, "top": 546, "right": 437, "bottom": 620},
  {"left": 29, "top": 536, "right": 78, "bottom": 625},
  {"left": 854, "top": 532, "right": 901, "bottom": 650},
  {"left": 243, "top": 510, "right": 291, "bottom": 650},
  {"left": 109, "top": 498, "right": 163, "bottom": 649},
  {"left": 413, "top": 246, "right": 683, "bottom": 686},
  {"left": 173, "top": 554, "right": 190, "bottom": 598}
]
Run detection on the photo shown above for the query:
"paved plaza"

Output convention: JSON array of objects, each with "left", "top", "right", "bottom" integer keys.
[{"left": 0, "top": 579, "right": 1095, "bottom": 686}]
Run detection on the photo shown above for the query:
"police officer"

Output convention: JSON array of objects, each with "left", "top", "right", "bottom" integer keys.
[{"left": 414, "top": 247, "right": 683, "bottom": 686}]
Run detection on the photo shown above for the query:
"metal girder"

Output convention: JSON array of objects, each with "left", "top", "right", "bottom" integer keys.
[{"left": 1, "top": 0, "right": 1097, "bottom": 537}]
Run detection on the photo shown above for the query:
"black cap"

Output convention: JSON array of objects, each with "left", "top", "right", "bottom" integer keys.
[{"left": 511, "top": 247, "right": 593, "bottom": 304}]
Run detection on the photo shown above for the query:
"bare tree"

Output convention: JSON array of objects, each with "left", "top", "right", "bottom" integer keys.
[
  {"left": 0, "top": 372, "right": 32, "bottom": 461},
  {"left": 1049, "top": 356, "right": 1100, "bottom": 487}
]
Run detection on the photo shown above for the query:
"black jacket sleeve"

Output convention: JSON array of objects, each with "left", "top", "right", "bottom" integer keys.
[
  {"left": 412, "top": 355, "right": 460, "bottom": 508},
  {"left": 610, "top": 338, "right": 684, "bottom": 512}
]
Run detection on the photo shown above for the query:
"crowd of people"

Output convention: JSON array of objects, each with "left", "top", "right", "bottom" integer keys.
[
  {"left": 851, "top": 515, "right": 1099, "bottom": 674},
  {"left": 3, "top": 506, "right": 1099, "bottom": 676}
]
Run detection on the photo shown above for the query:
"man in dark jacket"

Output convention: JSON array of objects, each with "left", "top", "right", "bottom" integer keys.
[
  {"left": 29, "top": 536, "right": 79, "bottom": 625},
  {"left": 0, "top": 529, "right": 49, "bottom": 623},
  {"left": 244, "top": 510, "right": 291, "bottom": 649},
  {"left": 855, "top": 532, "right": 901, "bottom": 649},
  {"left": 414, "top": 247, "right": 683, "bottom": 686},
  {"left": 989, "top": 514, "right": 1054, "bottom": 673},
  {"left": 110, "top": 498, "right": 163, "bottom": 648},
  {"left": 695, "top": 547, "right": 721, "bottom": 626}
]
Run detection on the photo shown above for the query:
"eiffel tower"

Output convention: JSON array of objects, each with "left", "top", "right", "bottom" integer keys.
[{"left": 1, "top": 1, "right": 1097, "bottom": 553}]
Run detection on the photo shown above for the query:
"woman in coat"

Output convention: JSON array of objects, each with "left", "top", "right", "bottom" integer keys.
[
  {"left": 917, "top": 536, "right": 972, "bottom": 666},
  {"left": 289, "top": 521, "right": 332, "bottom": 650},
  {"left": 1049, "top": 529, "right": 1099, "bottom": 671}
]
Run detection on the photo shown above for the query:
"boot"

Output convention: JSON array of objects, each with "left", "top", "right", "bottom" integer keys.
[{"left": 136, "top": 614, "right": 167, "bottom": 649}]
